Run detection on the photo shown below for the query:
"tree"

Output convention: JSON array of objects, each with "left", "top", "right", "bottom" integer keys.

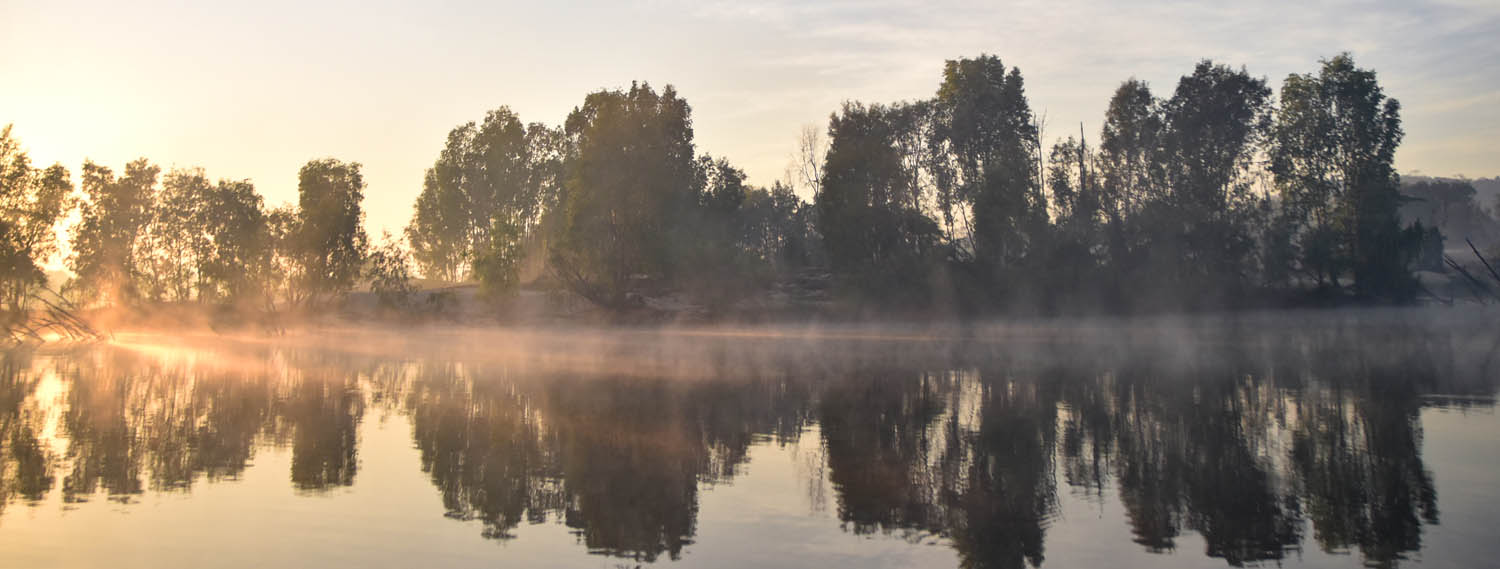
[
  {"left": 69, "top": 158, "right": 159, "bottom": 306},
  {"left": 1401, "top": 178, "right": 1497, "bottom": 249},
  {"left": 1272, "top": 54, "right": 1412, "bottom": 299},
  {"left": 472, "top": 213, "right": 524, "bottom": 302},
  {"left": 1098, "top": 80, "right": 1165, "bottom": 220},
  {"left": 366, "top": 232, "right": 416, "bottom": 310},
  {"left": 407, "top": 163, "right": 468, "bottom": 282},
  {"left": 1096, "top": 79, "right": 1166, "bottom": 279},
  {"left": 1159, "top": 61, "right": 1273, "bottom": 294},
  {"left": 293, "top": 159, "right": 368, "bottom": 305},
  {"left": 0, "top": 125, "right": 72, "bottom": 315},
  {"left": 791, "top": 124, "right": 826, "bottom": 198},
  {"left": 407, "top": 108, "right": 551, "bottom": 282},
  {"left": 929, "top": 55, "right": 1045, "bottom": 269},
  {"left": 738, "top": 181, "right": 819, "bottom": 271},
  {"left": 816, "top": 102, "right": 941, "bottom": 295},
  {"left": 264, "top": 204, "right": 302, "bottom": 306},
  {"left": 200, "top": 179, "right": 271, "bottom": 304},
  {"left": 550, "top": 82, "right": 697, "bottom": 307},
  {"left": 1045, "top": 135, "right": 1103, "bottom": 254},
  {"left": 523, "top": 122, "right": 571, "bottom": 257},
  {"left": 134, "top": 168, "right": 211, "bottom": 302}
]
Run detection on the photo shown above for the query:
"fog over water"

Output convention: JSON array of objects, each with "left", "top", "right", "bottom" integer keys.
[{"left": 0, "top": 307, "right": 1496, "bottom": 568}]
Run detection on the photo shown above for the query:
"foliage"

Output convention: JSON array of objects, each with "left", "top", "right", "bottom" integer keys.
[
  {"left": 134, "top": 168, "right": 210, "bottom": 302},
  {"left": 930, "top": 54, "right": 1046, "bottom": 270},
  {"left": 550, "top": 82, "right": 698, "bottom": 308},
  {"left": 0, "top": 125, "right": 72, "bottom": 315},
  {"left": 472, "top": 212, "right": 524, "bottom": 302},
  {"left": 200, "top": 179, "right": 272, "bottom": 304},
  {"left": 407, "top": 108, "right": 558, "bottom": 282},
  {"left": 1272, "top": 54, "right": 1413, "bottom": 299},
  {"left": 365, "top": 232, "right": 416, "bottom": 310},
  {"left": 293, "top": 159, "right": 368, "bottom": 305},
  {"left": 264, "top": 204, "right": 302, "bottom": 306},
  {"left": 1158, "top": 61, "right": 1272, "bottom": 294},
  {"left": 6, "top": 52, "right": 1437, "bottom": 320},
  {"left": 1400, "top": 178, "right": 1497, "bottom": 250},
  {"left": 816, "top": 102, "right": 942, "bottom": 297},
  {"left": 68, "top": 158, "right": 158, "bottom": 306}
]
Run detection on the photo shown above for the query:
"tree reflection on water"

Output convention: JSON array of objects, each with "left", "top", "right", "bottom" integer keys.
[{"left": 0, "top": 314, "right": 1492, "bottom": 568}]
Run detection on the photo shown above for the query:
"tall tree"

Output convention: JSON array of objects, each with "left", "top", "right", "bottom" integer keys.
[
  {"left": 929, "top": 55, "right": 1045, "bottom": 269},
  {"left": 1272, "top": 54, "right": 1411, "bottom": 298},
  {"left": 293, "top": 159, "right": 368, "bottom": 305},
  {"left": 407, "top": 157, "right": 468, "bottom": 282},
  {"left": 264, "top": 204, "right": 302, "bottom": 306},
  {"left": 550, "top": 82, "right": 697, "bottom": 307},
  {"left": 134, "top": 168, "right": 211, "bottom": 302},
  {"left": 817, "top": 102, "right": 941, "bottom": 294},
  {"left": 1098, "top": 80, "right": 1165, "bottom": 221},
  {"left": 0, "top": 125, "right": 72, "bottom": 315},
  {"left": 69, "top": 158, "right": 159, "bottom": 306},
  {"left": 1159, "top": 61, "right": 1272, "bottom": 293},
  {"left": 199, "top": 179, "right": 271, "bottom": 304},
  {"left": 1093, "top": 79, "right": 1170, "bottom": 293},
  {"left": 407, "top": 108, "right": 557, "bottom": 282}
]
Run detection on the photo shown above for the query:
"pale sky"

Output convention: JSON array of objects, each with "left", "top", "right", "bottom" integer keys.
[{"left": 3, "top": 0, "right": 1497, "bottom": 238}]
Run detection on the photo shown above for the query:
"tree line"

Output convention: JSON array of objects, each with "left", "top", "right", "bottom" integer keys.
[
  {"left": 2, "top": 130, "right": 368, "bottom": 319},
  {"left": 403, "top": 52, "right": 1431, "bottom": 314},
  {"left": 0, "top": 52, "right": 1450, "bottom": 322},
  {"left": 807, "top": 53, "right": 1421, "bottom": 312}
]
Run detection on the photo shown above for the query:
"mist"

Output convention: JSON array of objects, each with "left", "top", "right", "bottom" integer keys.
[{"left": 4, "top": 15, "right": 1500, "bottom": 569}]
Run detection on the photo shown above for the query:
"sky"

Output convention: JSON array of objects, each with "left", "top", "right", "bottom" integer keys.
[{"left": 3, "top": 0, "right": 1498, "bottom": 239}]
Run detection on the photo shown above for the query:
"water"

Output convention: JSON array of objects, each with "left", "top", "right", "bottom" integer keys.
[{"left": 0, "top": 309, "right": 1496, "bottom": 569}]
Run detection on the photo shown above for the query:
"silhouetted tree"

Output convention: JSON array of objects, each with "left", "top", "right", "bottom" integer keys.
[
  {"left": 199, "top": 178, "right": 272, "bottom": 304},
  {"left": 550, "top": 82, "right": 698, "bottom": 308},
  {"left": 407, "top": 108, "right": 553, "bottom": 282},
  {"left": 69, "top": 158, "right": 158, "bottom": 306},
  {"left": 817, "top": 102, "right": 943, "bottom": 298},
  {"left": 471, "top": 212, "right": 523, "bottom": 302},
  {"left": 134, "top": 168, "right": 210, "bottom": 302},
  {"left": 1272, "top": 54, "right": 1413, "bottom": 299},
  {"left": 0, "top": 125, "right": 72, "bottom": 317},
  {"left": 930, "top": 55, "right": 1045, "bottom": 272},
  {"left": 291, "top": 158, "right": 368, "bottom": 305},
  {"left": 1158, "top": 61, "right": 1272, "bottom": 301}
]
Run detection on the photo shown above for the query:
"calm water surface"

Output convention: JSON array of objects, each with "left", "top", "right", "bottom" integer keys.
[{"left": 1, "top": 310, "right": 1496, "bottom": 568}]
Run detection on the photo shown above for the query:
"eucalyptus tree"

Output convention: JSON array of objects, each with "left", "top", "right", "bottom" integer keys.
[
  {"left": 199, "top": 179, "right": 271, "bottom": 304},
  {"left": 407, "top": 108, "right": 556, "bottom": 282},
  {"left": 1158, "top": 61, "right": 1273, "bottom": 293},
  {"left": 134, "top": 168, "right": 211, "bottom": 302},
  {"left": 550, "top": 82, "right": 697, "bottom": 307},
  {"left": 1272, "top": 54, "right": 1411, "bottom": 298},
  {"left": 0, "top": 125, "right": 72, "bottom": 315},
  {"left": 1097, "top": 79, "right": 1165, "bottom": 221},
  {"left": 816, "top": 101, "right": 942, "bottom": 294},
  {"left": 929, "top": 54, "right": 1045, "bottom": 270},
  {"left": 69, "top": 158, "right": 159, "bottom": 306},
  {"left": 292, "top": 159, "right": 368, "bottom": 305},
  {"left": 407, "top": 161, "right": 467, "bottom": 282}
]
